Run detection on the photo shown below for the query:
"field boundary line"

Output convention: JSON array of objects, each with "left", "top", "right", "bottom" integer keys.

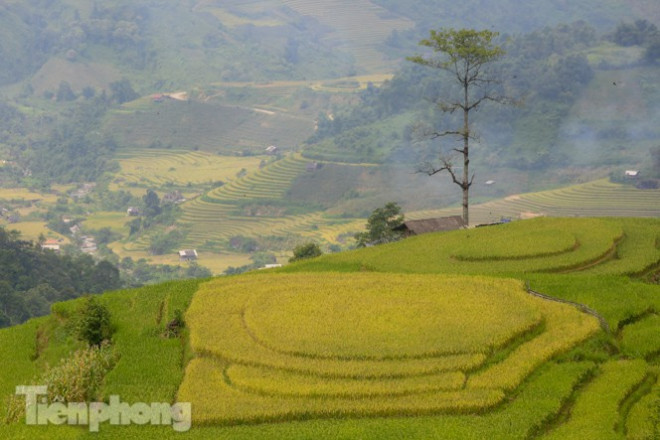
[{"left": 526, "top": 283, "right": 611, "bottom": 334}]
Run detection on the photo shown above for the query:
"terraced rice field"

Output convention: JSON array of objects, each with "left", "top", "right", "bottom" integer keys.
[
  {"left": 112, "top": 150, "right": 263, "bottom": 187},
  {"left": 179, "top": 154, "right": 364, "bottom": 246},
  {"left": 408, "top": 179, "right": 660, "bottom": 225},
  {"left": 180, "top": 273, "right": 599, "bottom": 424}
]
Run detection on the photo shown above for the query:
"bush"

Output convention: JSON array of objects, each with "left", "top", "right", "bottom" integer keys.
[
  {"left": 163, "top": 309, "right": 185, "bottom": 338},
  {"left": 75, "top": 297, "right": 114, "bottom": 346},
  {"left": 5, "top": 343, "right": 117, "bottom": 422},
  {"left": 289, "top": 242, "right": 323, "bottom": 263}
]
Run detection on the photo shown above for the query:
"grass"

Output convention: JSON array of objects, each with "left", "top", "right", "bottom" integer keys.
[
  {"left": 540, "top": 359, "right": 649, "bottom": 440},
  {"left": 620, "top": 314, "right": 660, "bottom": 359},
  {"left": 625, "top": 371, "right": 660, "bottom": 440}
]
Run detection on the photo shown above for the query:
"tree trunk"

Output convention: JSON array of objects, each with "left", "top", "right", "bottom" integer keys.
[{"left": 462, "top": 80, "right": 470, "bottom": 226}]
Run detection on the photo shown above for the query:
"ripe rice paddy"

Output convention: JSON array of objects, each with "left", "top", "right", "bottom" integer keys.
[{"left": 180, "top": 273, "right": 599, "bottom": 424}]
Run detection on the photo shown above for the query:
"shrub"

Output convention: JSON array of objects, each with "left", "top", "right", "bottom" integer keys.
[
  {"left": 289, "top": 242, "right": 322, "bottom": 262},
  {"left": 5, "top": 343, "right": 117, "bottom": 423},
  {"left": 163, "top": 309, "right": 185, "bottom": 338},
  {"left": 75, "top": 297, "right": 114, "bottom": 346}
]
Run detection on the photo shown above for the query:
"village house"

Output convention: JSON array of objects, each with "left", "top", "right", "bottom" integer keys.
[
  {"left": 127, "top": 207, "right": 140, "bottom": 216},
  {"left": 265, "top": 145, "right": 278, "bottom": 155},
  {"left": 306, "top": 162, "right": 322, "bottom": 172},
  {"left": 41, "top": 239, "right": 61, "bottom": 253},
  {"left": 178, "top": 249, "right": 198, "bottom": 262}
]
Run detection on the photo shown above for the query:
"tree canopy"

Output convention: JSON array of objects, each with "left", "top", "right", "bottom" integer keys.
[
  {"left": 408, "top": 28, "right": 509, "bottom": 225},
  {"left": 355, "top": 202, "right": 405, "bottom": 247}
]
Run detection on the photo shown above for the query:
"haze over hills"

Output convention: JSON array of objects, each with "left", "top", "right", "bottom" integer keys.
[{"left": 0, "top": 0, "right": 659, "bottom": 279}]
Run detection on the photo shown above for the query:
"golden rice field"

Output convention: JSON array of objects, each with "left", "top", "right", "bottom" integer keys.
[
  {"left": 179, "top": 273, "right": 600, "bottom": 424},
  {"left": 111, "top": 150, "right": 264, "bottom": 188}
]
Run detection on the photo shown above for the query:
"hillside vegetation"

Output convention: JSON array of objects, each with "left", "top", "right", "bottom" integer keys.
[{"left": 0, "top": 216, "right": 658, "bottom": 439}]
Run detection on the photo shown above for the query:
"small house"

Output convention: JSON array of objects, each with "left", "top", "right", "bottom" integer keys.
[
  {"left": 265, "top": 145, "right": 278, "bottom": 155},
  {"left": 393, "top": 216, "right": 466, "bottom": 237},
  {"left": 127, "top": 207, "right": 140, "bottom": 216},
  {"left": 41, "top": 239, "right": 61, "bottom": 252},
  {"left": 178, "top": 249, "right": 198, "bottom": 262},
  {"left": 306, "top": 162, "right": 322, "bottom": 172},
  {"left": 625, "top": 170, "right": 640, "bottom": 178}
]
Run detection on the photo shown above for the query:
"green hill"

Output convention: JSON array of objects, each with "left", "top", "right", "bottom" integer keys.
[{"left": 0, "top": 216, "right": 658, "bottom": 439}]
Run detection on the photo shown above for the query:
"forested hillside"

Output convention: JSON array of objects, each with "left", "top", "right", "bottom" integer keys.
[{"left": 0, "top": 227, "right": 120, "bottom": 327}]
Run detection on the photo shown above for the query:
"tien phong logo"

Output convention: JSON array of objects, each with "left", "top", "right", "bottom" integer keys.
[{"left": 15, "top": 385, "right": 191, "bottom": 432}]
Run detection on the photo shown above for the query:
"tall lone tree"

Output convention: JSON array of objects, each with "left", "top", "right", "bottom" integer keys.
[{"left": 408, "top": 29, "right": 511, "bottom": 226}]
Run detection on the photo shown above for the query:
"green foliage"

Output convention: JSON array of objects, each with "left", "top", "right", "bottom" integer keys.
[
  {"left": 109, "top": 79, "right": 139, "bottom": 104},
  {"left": 410, "top": 28, "right": 504, "bottom": 69},
  {"left": 75, "top": 297, "right": 114, "bottom": 347},
  {"left": 289, "top": 242, "right": 323, "bottom": 262},
  {"left": 25, "top": 96, "right": 117, "bottom": 184},
  {"left": 0, "top": 227, "right": 122, "bottom": 328},
  {"left": 163, "top": 308, "right": 185, "bottom": 338},
  {"left": 354, "top": 202, "right": 404, "bottom": 247},
  {"left": 39, "top": 342, "right": 117, "bottom": 403},
  {"left": 56, "top": 81, "right": 76, "bottom": 102},
  {"left": 652, "top": 146, "right": 660, "bottom": 177},
  {"left": 148, "top": 229, "right": 183, "bottom": 256},
  {"left": 5, "top": 342, "right": 117, "bottom": 424},
  {"left": 119, "top": 257, "right": 212, "bottom": 286},
  {"left": 611, "top": 20, "right": 658, "bottom": 47}
]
